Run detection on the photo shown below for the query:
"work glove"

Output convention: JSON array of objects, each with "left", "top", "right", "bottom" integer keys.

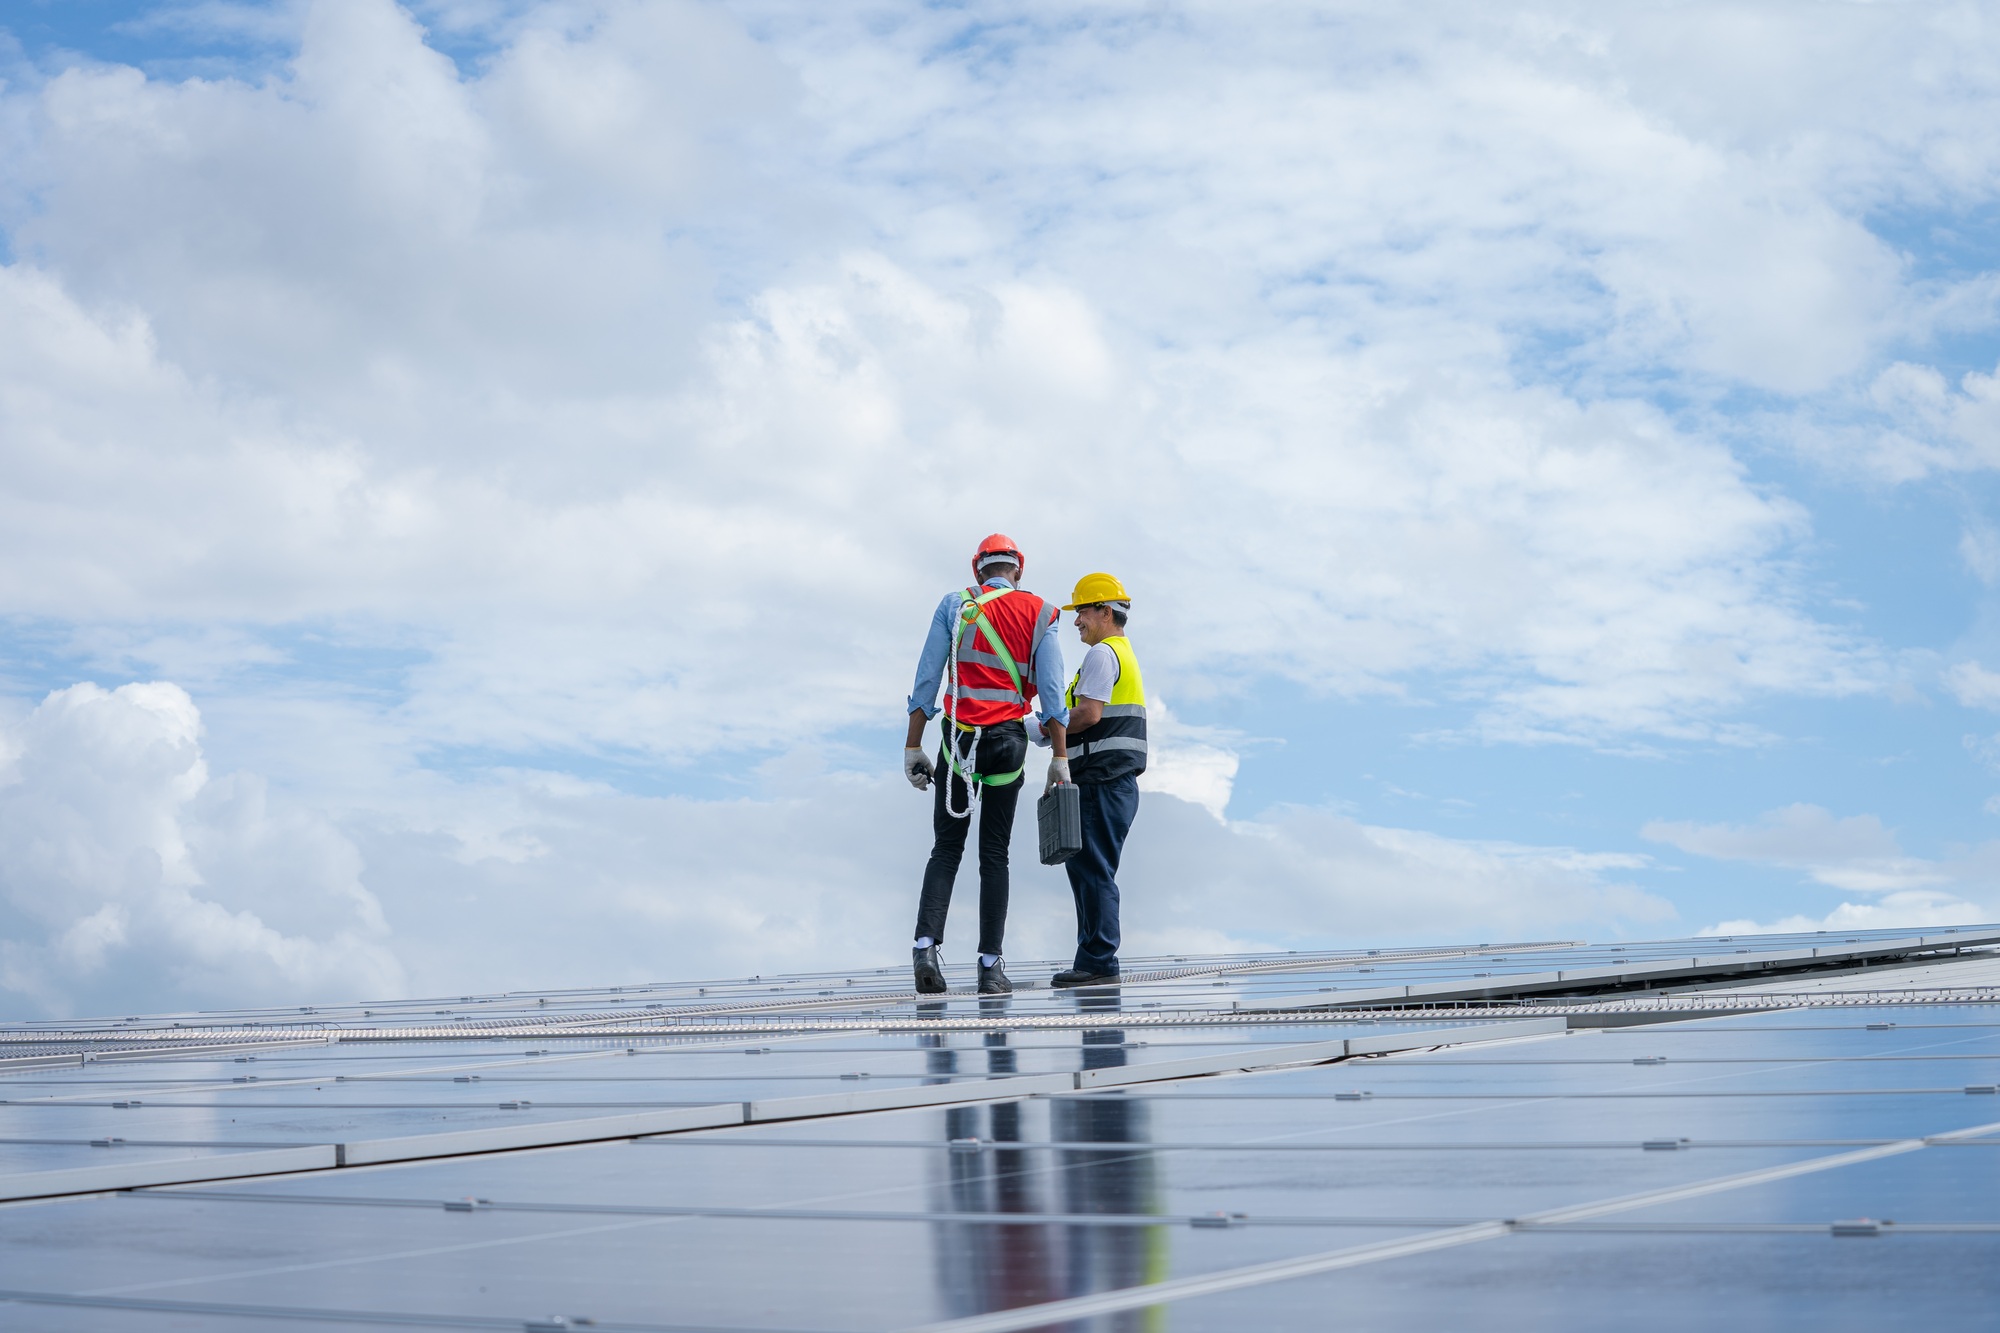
[
  {"left": 1044, "top": 757, "right": 1071, "bottom": 793},
  {"left": 904, "top": 747, "right": 935, "bottom": 790}
]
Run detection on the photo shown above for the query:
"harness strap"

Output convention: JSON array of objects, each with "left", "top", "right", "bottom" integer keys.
[{"left": 944, "top": 746, "right": 1025, "bottom": 787}]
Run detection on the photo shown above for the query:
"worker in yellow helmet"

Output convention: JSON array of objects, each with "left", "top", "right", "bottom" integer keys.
[{"left": 1043, "top": 572, "right": 1146, "bottom": 988}]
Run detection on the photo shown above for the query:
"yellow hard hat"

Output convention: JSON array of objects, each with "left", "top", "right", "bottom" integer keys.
[{"left": 1063, "top": 572, "right": 1131, "bottom": 611}]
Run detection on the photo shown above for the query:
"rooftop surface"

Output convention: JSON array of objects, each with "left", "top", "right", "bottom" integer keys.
[{"left": 6, "top": 925, "right": 2000, "bottom": 1330}]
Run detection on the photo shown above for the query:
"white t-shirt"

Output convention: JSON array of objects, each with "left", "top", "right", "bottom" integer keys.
[{"left": 1073, "top": 641, "right": 1122, "bottom": 703}]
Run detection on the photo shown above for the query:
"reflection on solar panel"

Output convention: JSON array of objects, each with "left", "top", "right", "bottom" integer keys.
[{"left": 5, "top": 925, "right": 2000, "bottom": 1329}]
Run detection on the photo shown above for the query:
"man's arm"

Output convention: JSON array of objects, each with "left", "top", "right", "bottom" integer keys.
[
  {"left": 1065, "top": 641, "right": 1118, "bottom": 734},
  {"left": 902, "top": 594, "right": 955, "bottom": 790},
  {"left": 1029, "top": 611, "right": 1069, "bottom": 744},
  {"left": 905, "top": 594, "right": 956, "bottom": 721}
]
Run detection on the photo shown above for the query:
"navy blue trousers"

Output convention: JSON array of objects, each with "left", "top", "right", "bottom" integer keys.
[{"left": 1063, "top": 776, "right": 1139, "bottom": 974}]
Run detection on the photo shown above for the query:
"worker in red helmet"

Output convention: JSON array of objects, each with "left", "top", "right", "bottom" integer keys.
[{"left": 903, "top": 534, "right": 1070, "bottom": 995}]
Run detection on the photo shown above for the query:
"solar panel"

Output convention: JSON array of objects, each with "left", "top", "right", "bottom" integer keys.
[{"left": 3, "top": 927, "right": 1999, "bottom": 1328}]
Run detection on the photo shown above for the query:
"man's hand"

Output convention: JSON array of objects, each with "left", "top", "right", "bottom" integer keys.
[
  {"left": 1044, "top": 757, "right": 1071, "bottom": 793},
  {"left": 904, "top": 747, "right": 935, "bottom": 790}
]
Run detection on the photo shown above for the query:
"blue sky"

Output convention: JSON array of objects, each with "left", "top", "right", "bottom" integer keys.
[{"left": 4, "top": 0, "right": 2000, "bottom": 1016}]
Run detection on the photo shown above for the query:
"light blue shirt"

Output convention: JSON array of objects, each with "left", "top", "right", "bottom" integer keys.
[{"left": 907, "top": 575, "right": 1070, "bottom": 737}]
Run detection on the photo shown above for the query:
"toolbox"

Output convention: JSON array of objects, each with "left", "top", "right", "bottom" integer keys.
[{"left": 1037, "top": 782, "right": 1083, "bottom": 865}]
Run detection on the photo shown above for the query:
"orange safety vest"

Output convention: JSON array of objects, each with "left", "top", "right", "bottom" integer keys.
[{"left": 943, "top": 585, "right": 1058, "bottom": 728}]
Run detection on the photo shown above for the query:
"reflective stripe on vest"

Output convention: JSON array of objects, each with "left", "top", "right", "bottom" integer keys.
[
  {"left": 1065, "top": 635, "right": 1147, "bottom": 782},
  {"left": 955, "top": 647, "right": 1014, "bottom": 673},
  {"left": 947, "top": 685, "right": 1028, "bottom": 703},
  {"left": 1073, "top": 736, "right": 1148, "bottom": 756}
]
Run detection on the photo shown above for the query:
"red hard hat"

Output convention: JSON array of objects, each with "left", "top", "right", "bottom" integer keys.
[{"left": 972, "top": 533, "right": 1024, "bottom": 576}]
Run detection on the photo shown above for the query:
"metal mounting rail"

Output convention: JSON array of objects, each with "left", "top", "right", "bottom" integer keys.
[
  {"left": 0, "top": 989, "right": 1992, "bottom": 1052},
  {"left": 1237, "top": 930, "right": 2000, "bottom": 1012}
]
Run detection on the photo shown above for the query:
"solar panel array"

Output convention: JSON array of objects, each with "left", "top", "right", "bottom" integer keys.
[{"left": 4, "top": 925, "right": 2000, "bottom": 1329}]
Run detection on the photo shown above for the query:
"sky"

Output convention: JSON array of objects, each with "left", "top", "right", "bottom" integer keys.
[{"left": 5, "top": 0, "right": 2000, "bottom": 1018}]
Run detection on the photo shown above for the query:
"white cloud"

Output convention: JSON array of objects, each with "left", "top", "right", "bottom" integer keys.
[
  {"left": 1647, "top": 803, "right": 1901, "bottom": 863},
  {"left": 1830, "top": 359, "right": 2000, "bottom": 480},
  {"left": 1666, "top": 801, "right": 2000, "bottom": 934},
  {"left": 1122, "top": 812, "right": 1673, "bottom": 955},
  {"left": 1962, "top": 521, "right": 2000, "bottom": 586},
  {"left": 354, "top": 746, "right": 1677, "bottom": 996},
  {"left": 0, "top": 683, "right": 402, "bottom": 1017},
  {"left": 1134, "top": 699, "right": 1240, "bottom": 821},
  {"left": 787, "top": 1, "right": 1933, "bottom": 391},
  {"left": 0, "top": 242, "right": 1874, "bottom": 756},
  {"left": 0, "top": 0, "right": 1906, "bottom": 756},
  {"left": 1703, "top": 889, "right": 1989, "bottom": 938},
  {"left": 114, "top": 1, "right": 309, "bottom": 47},
  {"left": 1947, "top": 661, "right": 2000, "bottom": 710},
  {"left": 1643, "top": 803, "right": 1948, "bottom": 892}
]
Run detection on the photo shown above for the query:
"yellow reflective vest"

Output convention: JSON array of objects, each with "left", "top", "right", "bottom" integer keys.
[{"left": 1065, "top": 635, "right": 1148, "bottom": 783}]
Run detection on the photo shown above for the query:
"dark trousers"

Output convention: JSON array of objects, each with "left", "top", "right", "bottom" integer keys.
[
  {"left": 914, "top": 720, "right": 1028, "bottom": 957},
  {"left": 1063, "top": 776, "right": 1139, "bottom": 974}
]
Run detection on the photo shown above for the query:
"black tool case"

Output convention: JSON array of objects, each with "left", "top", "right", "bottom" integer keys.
[{"left": 1038, "top": 782, "right": 1083, "bottom": 865}]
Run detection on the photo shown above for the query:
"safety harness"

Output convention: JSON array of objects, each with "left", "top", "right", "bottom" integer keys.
[{"left": 941, "top": 585, "right": 1030, "bottom": 819}]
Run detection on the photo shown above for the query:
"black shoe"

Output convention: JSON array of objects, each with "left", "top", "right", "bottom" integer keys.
[
  {"left": 1050, "top": 968, "right": 1119, "bottom": 989},
  {"left": 978, "top": 959, "right": 1012, "bottom": 995},
  {"left": 913, "top": 944, "right": 947, "bottom": 994}
]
